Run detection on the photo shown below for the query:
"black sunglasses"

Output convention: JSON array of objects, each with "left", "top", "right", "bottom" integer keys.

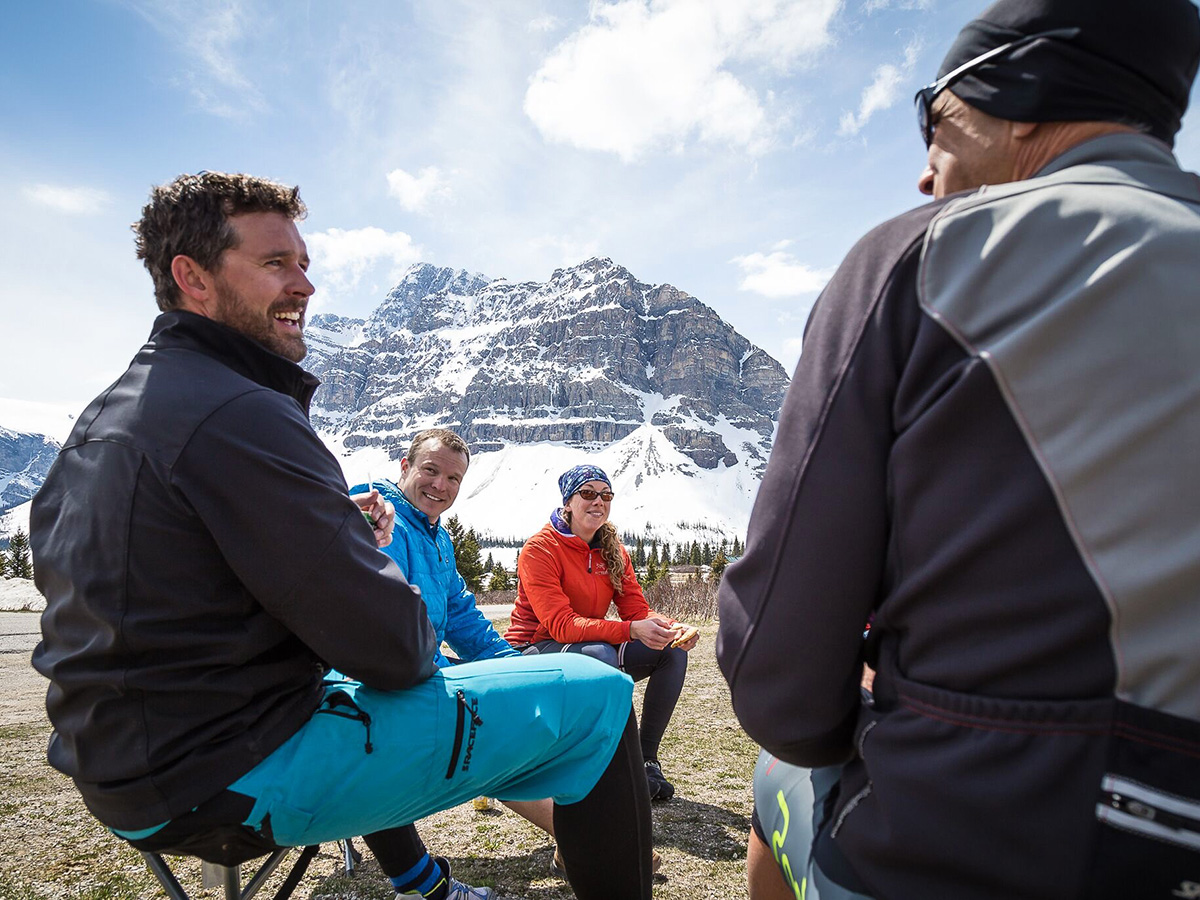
[
  {"left": 576, "top": 488, "right": 614, "bottom": 502},
  {"left": 914, "top": 27, "right": 1078, "bottom": 147}
]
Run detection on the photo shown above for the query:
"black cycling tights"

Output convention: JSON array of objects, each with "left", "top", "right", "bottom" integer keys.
[
  {"left": 553, "top": 708, "right": 654, "bottom": 899},
  {"left": 363, "top": 709, "right": 652, "bottom": 900},
  {"left": 618, "top": 641, "right": 687, "bottom": 761}
]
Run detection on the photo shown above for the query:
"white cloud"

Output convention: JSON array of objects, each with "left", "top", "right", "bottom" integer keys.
[
  {"left": 303, "top": 227, "right": 423, "bottom": 310},
  {"left": 524, "top": 0, "right": 841, "bottom": 161},
  {"left": 385, "top": 166, "right": 450, "bottom": 213},
  {"left": 732, "top": 249, "right": 833, "bottom": 298},
  {"left": 527, "top": 233, "right": 603, "bottom": 268},
  {"left": 863, "top": 0, "right": 930, "bottom": 11},
  {"left": 781, "top": 335, "right": 806, "bottom": 371},
  {"left": 838, "top": 36, "right": 923, "bottom": 137},
  {"left": 23, "top": 184, "right": 111, "bottom": 215},
  {"left": 527, "top": 14, "right": 561, "bottom": 33},
  {"left": 121, "top": 0, "right": 265, "bottom": 116}
]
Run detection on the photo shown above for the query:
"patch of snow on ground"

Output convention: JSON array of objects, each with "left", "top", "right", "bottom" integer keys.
[
  {"left": 0, "top": 577, "right": 44, "bottom": 611},
  {"left": 1, "top": 501, "right": 32, "bottom": 542}
]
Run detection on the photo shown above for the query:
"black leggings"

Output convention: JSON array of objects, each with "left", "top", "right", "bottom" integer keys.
[
  {"left": 553, "top": 709, "right": 654, "bottom": 899},
  {"left": 523, "top": 638, "right": 687, "bottom": 760},
  {"left": 365, "top": 711, "right": 653, "bottom": 900}
]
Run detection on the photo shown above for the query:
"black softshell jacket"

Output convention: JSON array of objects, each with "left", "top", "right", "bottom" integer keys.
[
  {"left": 718, "top": 136, "right": 1200, "bottom": 899},
  {"left": 31, "top": 311, "right": 436, "bottom": 831}
]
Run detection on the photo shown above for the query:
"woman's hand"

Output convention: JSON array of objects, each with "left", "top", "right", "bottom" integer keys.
[
  {"left": 670, "top": 624, "right": 700, "bottom": 651},
  {"left": 630, "top": 616, "right": 680, "bottom": 650}
]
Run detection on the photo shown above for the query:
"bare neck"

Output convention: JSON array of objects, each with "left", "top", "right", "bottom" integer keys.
[{"left": 1011, "top": 121, "right": 1140, "bottom": 181}]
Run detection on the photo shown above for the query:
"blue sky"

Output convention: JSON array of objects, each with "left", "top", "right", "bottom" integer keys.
[{"left": 4, "top": 0, "right": 1199, "bottom": 423}]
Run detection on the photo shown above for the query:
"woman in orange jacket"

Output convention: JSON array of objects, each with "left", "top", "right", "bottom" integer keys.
[{"left": 507, "top": 464, "right": 700, "bottom": 800}]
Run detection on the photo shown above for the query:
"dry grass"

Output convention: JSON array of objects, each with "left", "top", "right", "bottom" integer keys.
[{"left": 0, "top": 617, "right": 756, "bottom": 899}]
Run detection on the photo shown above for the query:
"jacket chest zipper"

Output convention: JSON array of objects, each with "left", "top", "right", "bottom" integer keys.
[{"left": 445, "top": 689, "right": 484, "bottom": 780}]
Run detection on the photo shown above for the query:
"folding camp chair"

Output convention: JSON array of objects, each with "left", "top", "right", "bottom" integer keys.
[{"left": 135, "top": 835, "right": 360, "bottom": 900}]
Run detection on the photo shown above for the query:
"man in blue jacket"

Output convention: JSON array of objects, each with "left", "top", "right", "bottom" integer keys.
[
  {"left": 351, "top": 429, "right": 515, "bottom": 669},
  {"left": 352, "top": 429, "right": 574, "bottom": 879}
]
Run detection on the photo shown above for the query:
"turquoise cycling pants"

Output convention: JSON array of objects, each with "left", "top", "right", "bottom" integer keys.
[{"left": 228, "top": 654, "right": 632, "bottom": 847}]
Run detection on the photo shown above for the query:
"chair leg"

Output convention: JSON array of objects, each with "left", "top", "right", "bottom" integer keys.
[
  {"left": 140, "top": 852, "right": 192, "bottom": 900},
  {"left": 237, "top": 848, "right": 290, "bottom": 900},
  {"left": 140, "top": 848, "right": 291, "bottom": 900},
  {"left": 341, "top": 837, "right": 361, "bottom": 875}
]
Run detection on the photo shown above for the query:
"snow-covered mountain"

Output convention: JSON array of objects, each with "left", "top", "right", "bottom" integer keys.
[
  {"left": 2, "top": 259, "right": 793, "bottom": 548},
  {"left": 1, "top": 426, "right": 59, "bottom": 516},
  {"left": 306, "top": 258, "right": 790, "bottom": 545}
]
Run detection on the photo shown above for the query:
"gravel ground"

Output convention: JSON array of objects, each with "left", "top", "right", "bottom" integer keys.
[{"left": 0, "top": 617, "right": 757, "bottom": 899}]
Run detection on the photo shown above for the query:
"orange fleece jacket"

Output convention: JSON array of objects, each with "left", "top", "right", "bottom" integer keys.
[{"left": 506, "top": 521, "right": 668, "bottom": 646}]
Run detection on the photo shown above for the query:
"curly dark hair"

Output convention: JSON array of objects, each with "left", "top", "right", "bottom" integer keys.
[{"left": 132, "top": 171, "right": 307, "bottom": 311}]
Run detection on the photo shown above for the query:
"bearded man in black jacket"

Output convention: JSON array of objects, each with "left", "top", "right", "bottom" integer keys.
[{"left": 31, "top": 172, "right": 655, "bottom": 900}]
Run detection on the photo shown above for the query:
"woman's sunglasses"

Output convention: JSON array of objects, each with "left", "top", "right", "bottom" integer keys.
[
  {"left": 914, "top": 28, "right": 1078, "bottom": 148},
  {"left": 576, "top": 488, "right": 615, "bottom": 502}
]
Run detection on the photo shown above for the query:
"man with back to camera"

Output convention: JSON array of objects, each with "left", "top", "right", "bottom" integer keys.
[
  {"left": 30, "top": 171, "right": 656, "bottom": 900},
  {"left": 716, "top": 1, "right": 1200, "bottom": 898}
]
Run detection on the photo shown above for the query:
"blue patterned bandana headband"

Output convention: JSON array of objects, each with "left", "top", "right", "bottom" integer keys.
[{"left": 559, "top": 465, "right": 611, "bottom": 504}]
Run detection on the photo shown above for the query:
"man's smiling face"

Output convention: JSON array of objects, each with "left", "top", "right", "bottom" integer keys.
[
  {"left": 398, "top": 440, "right": 469, "bottom": 524},
  {"left": 207, "top": 211, "right": 313, "bottom": 362}
]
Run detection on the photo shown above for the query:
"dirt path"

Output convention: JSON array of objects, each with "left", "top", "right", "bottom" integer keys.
[{"left": 0, "top": 611, "right": 46, "bottom": 728}]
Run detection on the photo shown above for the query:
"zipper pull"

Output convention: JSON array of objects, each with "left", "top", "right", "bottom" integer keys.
[{"left": 456, "top": 689, "right": 484, "bottom": 726}]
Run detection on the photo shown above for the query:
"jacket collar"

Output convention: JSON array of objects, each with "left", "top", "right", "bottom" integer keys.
[
  {"left": 393, "top": 483, "right": 441, "bottom": 536},
  {"left": 148, "top": 310, "right": 320, "bottom": 412},
  {"left": 548, "top": 508, "right": 595, "bottom": 550}
]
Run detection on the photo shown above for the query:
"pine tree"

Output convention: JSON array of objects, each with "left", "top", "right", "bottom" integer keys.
[
  {"left": 0, "top": 545, "right": 7, "bottom": 577},
  {"left": 445, "top": 515, "right": 465, "bottom": 545},
  {"left": 456, "top": 528, "right": 486, "bottom": 593},
  {"left": 643, "top": 555, "right": 659, "bottom": 587},
  {"left": 634, "top": 538, "right": 646, "bottom": 567},
  {"left": 661, "top": 542, "right": 671, "bottom": 568},
  {"left": 732, "top": 536, "right": 743, "bottom": 556},
  {"left": 7, "top": 528, "right": 33, "bottom": 580},
  {"left": 710, "top": 549, "right": 729, "bottom": 582},
  {"left": 648, "top": 545, "right": 660, "bottom": 568},
  {"left": 486, "top": 562, "right": 512, "bottom": 592},
  {"left": 702, "top": 542, "right": 714, "bottom": 565},
  {"left": 484, "top": 552, "right": 494, "bottom": 573},
  {"left": 689, "top": 541, "right": 701, "bottom": 566},
  {"left": 659, "top": 556, "right": 671, "bottom": 585}
]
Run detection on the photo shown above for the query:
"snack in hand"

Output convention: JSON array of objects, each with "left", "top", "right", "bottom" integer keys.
[{"left": 671, "top": 624, "right": 699, "bottom": 648}]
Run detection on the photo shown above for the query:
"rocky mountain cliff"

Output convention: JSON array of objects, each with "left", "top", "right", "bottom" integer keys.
[
  {"left": 305, "top": 258, "right": 790, "bottom": 480},
  {"left": 0, "top": 426, "right": 59, "bottom": 515}
]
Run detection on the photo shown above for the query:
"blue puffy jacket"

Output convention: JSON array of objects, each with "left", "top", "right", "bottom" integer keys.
[{"left": 349, "top": 479, "right": 518, "bottom": 668}]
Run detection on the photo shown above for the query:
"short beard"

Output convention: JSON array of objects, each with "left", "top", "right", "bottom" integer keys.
[{"left": 212, "top": 279, "right": 307, "bottom": 362}]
